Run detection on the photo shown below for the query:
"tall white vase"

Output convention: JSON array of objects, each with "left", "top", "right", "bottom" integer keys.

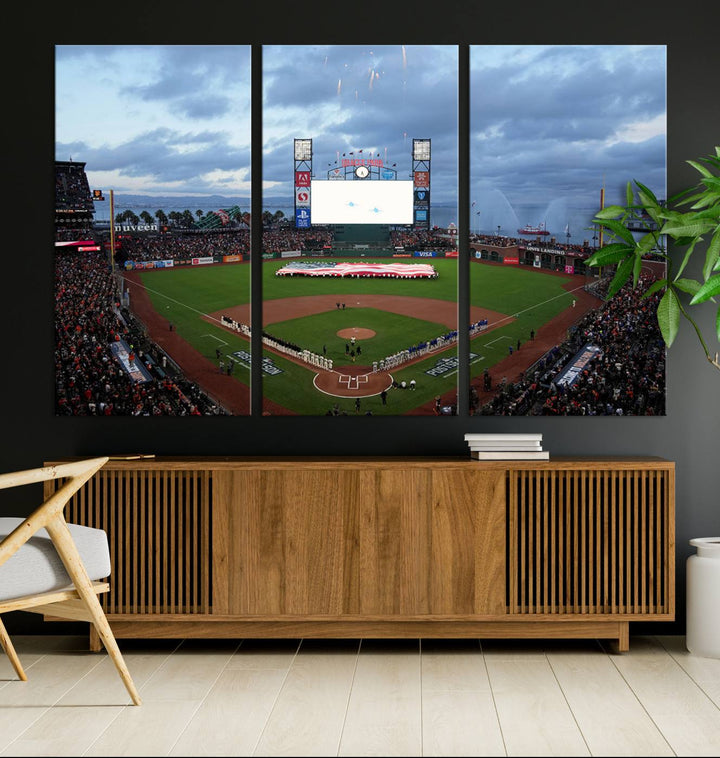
[{"left": 686, "top": 537, "right": 720, "bottom": 658}]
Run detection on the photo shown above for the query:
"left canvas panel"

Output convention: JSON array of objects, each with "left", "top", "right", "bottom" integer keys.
[{"left": 55, "top": 45, "right": 252, "bottom": 416}]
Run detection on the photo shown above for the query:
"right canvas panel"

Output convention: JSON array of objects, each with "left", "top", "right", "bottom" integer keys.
[{"left": 469, "top": 45, "right": 667, "bottom": 416}]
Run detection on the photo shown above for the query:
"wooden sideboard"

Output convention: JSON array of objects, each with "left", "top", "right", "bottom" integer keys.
[{"left": 43, "top": 456, "right": 675, "bottom": 651}]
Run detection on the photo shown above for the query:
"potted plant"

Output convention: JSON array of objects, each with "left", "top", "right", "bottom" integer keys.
[{"left": 585, "top": 145, "right": 720, "bottom": 372}]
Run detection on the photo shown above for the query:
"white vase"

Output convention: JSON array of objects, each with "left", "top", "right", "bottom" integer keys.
[{"left": 686, "top": 537, "right": 720, "bottom": 658}]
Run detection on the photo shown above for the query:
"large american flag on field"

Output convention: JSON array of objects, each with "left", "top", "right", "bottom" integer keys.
[{"left": 275, "top": 261, "right": 437, "bottom": 279}]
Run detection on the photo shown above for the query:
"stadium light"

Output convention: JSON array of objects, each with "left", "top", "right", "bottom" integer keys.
[
  {"left": 294, "top": 139, "right": 312, "bottom": 161},
  {"left": 412, "top": 139, "right": 431, "bottom": 161}
]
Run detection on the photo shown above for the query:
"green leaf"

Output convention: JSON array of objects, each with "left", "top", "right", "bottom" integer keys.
[
  {"left": 674, "top": 238, "right": 699, "bottom": 280},
  {"left": 687, "top": 159, "right": 713, "bottom": 178},
  {"left": 689, "top": 274, "right": 720, "bottom": 305},
  {"left": 636, "top": 232, "right": 660, "bottom": 255},
  {"left": 634, "top": 180, "right": 659, "bottom": 206},
  {"left": 585, "top": 243, "right": 634, "bottom": 268},
  {"left": 716, "top": 305, "right": 720, "bottom": 343},
  {"left": 641, "top": 279, "right": 667, "bottom": 299},
  {"left": 626, "top": 181, "right": 634, "bottom": 206},
  {"left": 704, "top": 228, "right": 720, "bottom": 281},
  {"left": 596, "top": 218, "right": 637, "bottom": 246},
  {"left": 673, "top": 278, "right": 701, "bottom": 296},
  {"left": 661, "top": 218, "right": 715, "bottom": 239},
  {"left": 657, "top": 289, "right": 680, "bottom": 347},
  {"left": 632, "top": 252, "right": 642, "bottom": 288},
  {"left": 607, "top": 255, "right": 635, "bottom": 299},
  {"left": 594, "top": 205, "right": 626, "bottom": 219}
]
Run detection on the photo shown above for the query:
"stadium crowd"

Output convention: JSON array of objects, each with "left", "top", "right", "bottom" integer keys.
[
  {"left": 112, "top": 227, "right": 336, "bottom": 262},
  {"left": 55, "top": 249, "right": 226, "bottom": 415},
  {"left": 475, "top": 274, "right": 666, "bottom": 416},
  {"left": 116, "top": 230, "right": 249, "bottom": 261},
  {"left": 389, "top": 227, "right": 456, "bottom": 250}
]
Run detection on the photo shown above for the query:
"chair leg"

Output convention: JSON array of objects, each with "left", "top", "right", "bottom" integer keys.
[
  {"left": 0, "top": 616, "right": 27, "bottom": 681},
  {"left": 45, "top": 517, "right": 142, "bottom": 705}
]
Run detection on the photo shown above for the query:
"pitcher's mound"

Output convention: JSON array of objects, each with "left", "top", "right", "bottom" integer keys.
[{"left": 337, "top": 327, "right": 376, "bottom": 339}]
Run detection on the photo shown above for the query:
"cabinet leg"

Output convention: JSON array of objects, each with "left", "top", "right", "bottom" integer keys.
[{"left": 606, "top": 622, "right": 630, "bottom": 654}]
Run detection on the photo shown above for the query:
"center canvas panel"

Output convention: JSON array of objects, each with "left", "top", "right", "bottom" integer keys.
[{"left": 260, "top": 45, "right": 459, "bottom": 416}]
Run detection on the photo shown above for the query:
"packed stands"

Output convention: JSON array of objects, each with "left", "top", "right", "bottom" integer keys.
[{"left": 475, "top": 274, "right": 666, "bottom": 416}]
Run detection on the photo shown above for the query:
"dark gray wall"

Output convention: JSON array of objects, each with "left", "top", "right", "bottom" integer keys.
[{"left": 4, "top": 2, "right": 719, "bottom": 635}]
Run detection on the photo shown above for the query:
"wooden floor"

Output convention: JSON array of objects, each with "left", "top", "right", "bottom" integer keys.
[{"left": 0, "top": 634, "right": 718, "bottom": 756}]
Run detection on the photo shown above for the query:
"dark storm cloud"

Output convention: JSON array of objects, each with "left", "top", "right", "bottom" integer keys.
[
  {"left": 57, "top": 127, "right": 250, "bottom": 189},
  {"left": 470, "top": 45, "right": 666, "bottom": 207}
]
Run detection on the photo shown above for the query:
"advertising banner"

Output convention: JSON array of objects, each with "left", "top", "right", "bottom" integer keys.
[
  {"left": 295, "top": 188, "right": 310, "bottom": 206},
  {"left": 295, "top": 171, "right": 311, "bottom": 187},
  {"left": 413, "top": 171, "right": 429, "bottom": 187},
  {"left": 192, "top": 256, "right": 214, "bottom": 266},
  {"left": 55, "top": 240, "right": 96, "bottom": 247},
  {"left": 555, "top": 344, "right": 603, "bottom": 387},
  {"left": 565, "top": 264, "right": 575, "bottom": 274},
  {"left": 295, "top": 208, "right": 311, "bottom": 228},
  {"left": 110, "top": 338, "right": 152, "bottom": 384},
  {"left": 414, "top": 209, "right": 428, "bottom": 222},
  {"left": 413, "top": 251, "right": 437, "bottom": 257},
  {"left": 223, "top": 254, "right": 242, "bottom": 263},
  {"left": 414, "top": 189, "right": 429, "bottom": 203},
  {"left": 503, "top": 256, "right": 519, "bottom": 265}
]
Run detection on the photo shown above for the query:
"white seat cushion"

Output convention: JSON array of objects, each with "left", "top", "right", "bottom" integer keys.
[{"left": 0, "top": 517, "right": 111, "bottom": 602}]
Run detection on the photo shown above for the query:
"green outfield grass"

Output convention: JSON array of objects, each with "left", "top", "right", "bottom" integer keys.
[
  {"left": 469, "top": 261, "right": 577, "bottom": 382},
  {"left": 138, "top": 256, "right": 579, "bottom": 415}
]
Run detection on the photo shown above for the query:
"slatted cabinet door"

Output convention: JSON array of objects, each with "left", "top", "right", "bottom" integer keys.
[{"left": 507, "top": 466, "right": 673, "bottom": 618}]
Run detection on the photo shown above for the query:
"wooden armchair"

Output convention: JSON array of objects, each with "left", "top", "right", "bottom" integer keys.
[{"left": 0, "top": 457, "right": 141, "bottom": 705}]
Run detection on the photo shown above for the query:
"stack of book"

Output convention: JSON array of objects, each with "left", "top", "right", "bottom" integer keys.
[{"left": 464, "top": 433, "right": 549, "bottom": 460}]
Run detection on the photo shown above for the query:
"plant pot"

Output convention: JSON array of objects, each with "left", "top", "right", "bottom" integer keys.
[{"left": 686, "top": 537, "right": 720, "bottom": 659}]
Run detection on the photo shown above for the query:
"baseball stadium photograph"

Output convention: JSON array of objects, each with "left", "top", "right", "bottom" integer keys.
[{"left": 54, "top": 44, "right": 666, "bottom": 417}]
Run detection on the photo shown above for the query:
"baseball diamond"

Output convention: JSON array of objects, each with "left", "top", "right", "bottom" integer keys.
[{"left": 121, "top": 252, "right": 610, "bottom": 416}]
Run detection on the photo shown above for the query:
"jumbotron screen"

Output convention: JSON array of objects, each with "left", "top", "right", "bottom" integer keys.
[{"left": 310, "top": 180, "right": 414, "bottom": 224}]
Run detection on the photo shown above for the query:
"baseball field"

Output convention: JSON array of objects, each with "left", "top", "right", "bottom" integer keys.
[{"left": 124, "top": 254, "right": 588, "bottom": 415}]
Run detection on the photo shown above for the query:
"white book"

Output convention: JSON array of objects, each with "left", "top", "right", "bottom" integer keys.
[
  {"left": 468, "top": 443, "right": 543, "bottom": 451},
  {"left": 471, "top": 450, "right": 550, "bottom": 460},
  {"left": 464, "top": 433, "right": 543, "bottom": 441}
]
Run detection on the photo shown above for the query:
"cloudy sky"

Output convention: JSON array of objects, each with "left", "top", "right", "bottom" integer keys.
[
  {"left": 470, "top": 44, "right": 666, "bottom": 229},
  {"left": 56, "top": 44, "right": 665, "bottom": 223}
]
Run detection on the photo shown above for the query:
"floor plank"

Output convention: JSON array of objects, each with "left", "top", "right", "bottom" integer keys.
[
  {"left": 485, "top": 651, "right": 590, "bottom": 756},
  {"left": 1, "top": 634, "right": 717, "bottom": 757},
  {"left": 169, "top": 668, "right": 289, "bottom": 757},
  {"left": 604, "top": 636, "right": 720, "bottom": 757},
  {"left": 339, "top": 640, "right": 422, "bottom": 757},
  {"left": 546, "top": 642, "right": 673, "bottom": 756},
  {"left": 254, "top": 639, "right": 360, "bottom": 757},
  {"left": 657, "top": 635, "right": 720, "bottom": 708}
]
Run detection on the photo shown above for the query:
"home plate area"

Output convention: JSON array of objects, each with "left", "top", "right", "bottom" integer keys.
[{"left": 313, "top": 365, "right": 393, "bottom": 398}]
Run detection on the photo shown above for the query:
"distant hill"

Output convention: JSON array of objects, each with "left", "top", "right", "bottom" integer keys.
[{"left": 109, "top": 194, "right": 291, "bottom": 210}]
